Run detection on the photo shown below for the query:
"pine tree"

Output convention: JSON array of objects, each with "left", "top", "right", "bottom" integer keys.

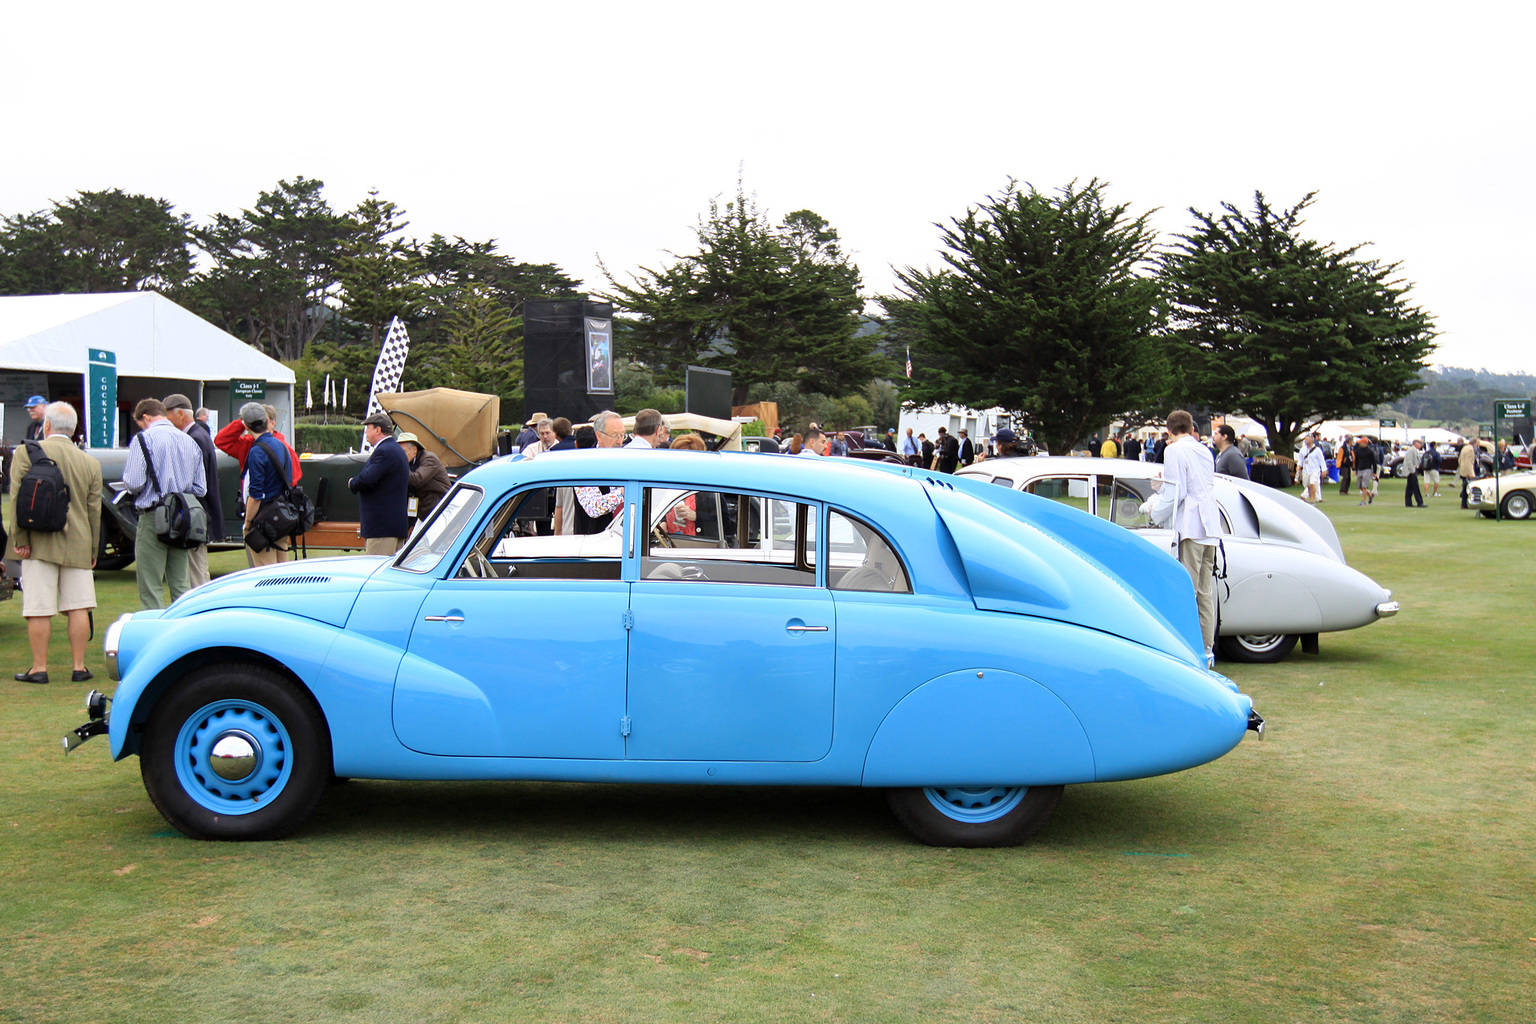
[
  {"left": 889, "top": 179, "right": 1169, "bottom": 455},
  {"left": 1162, "top": 192, "right": 1437, "bottom": 457},
  {"left": 602, "top": 184, "right": 885, "bottom": 406}
]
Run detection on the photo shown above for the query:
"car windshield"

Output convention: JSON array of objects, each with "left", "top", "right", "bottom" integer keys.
[{"left": 396, "top": 485, "right": 485, "bottom": 573}]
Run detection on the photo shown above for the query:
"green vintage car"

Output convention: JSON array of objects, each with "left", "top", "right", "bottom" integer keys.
[{"left": 1467, "top": 471, "right": 1536, "bottom": 520}]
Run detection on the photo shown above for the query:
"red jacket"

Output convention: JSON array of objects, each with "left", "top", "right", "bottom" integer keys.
[{"left": 214, "top": 420, "right": 302, "bottom": 484}]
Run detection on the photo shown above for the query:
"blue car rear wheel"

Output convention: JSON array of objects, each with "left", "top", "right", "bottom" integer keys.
[
  {"left": 887, "top": 784, "right": 1063, "bottom": 847},
  {"left": 141, "top": 664, "right": 330, "bottom": 840},
  {"left": 922, "top": 785, "right": 1029, "bottom": 822}
]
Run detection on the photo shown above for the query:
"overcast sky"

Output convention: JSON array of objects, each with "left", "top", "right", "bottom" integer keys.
[{"left": 6, "top": 1, "right": 1530, "bottom": 374}]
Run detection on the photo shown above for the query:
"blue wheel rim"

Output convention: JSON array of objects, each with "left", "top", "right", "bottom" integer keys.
[
  {"left": 922, "top": 786, "right": 1028, "bottom": 823},
  {"left": 173, "top": 700, "right": 293, "bottom": 815}
]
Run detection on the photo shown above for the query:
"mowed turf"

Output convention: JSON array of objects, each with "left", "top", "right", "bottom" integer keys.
[{"left": 2, "top": 480, "right": 1531, "bottom": 1024}]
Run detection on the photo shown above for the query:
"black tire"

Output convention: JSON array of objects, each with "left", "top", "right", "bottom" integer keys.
[
  {"left": 886, "top": 784, "right": 1063, "bottom": 848},
  {"left": 140, "top": 664, "right": 331, "bottom": 840},
  {"left": 96, "top": 514, "right": 135, "bottom": 571},
  {"left": 1217, "top": 632, "right": 1299, "bottom": 664},
  {"left": 1501, "top": 491, "right": 1532, "bottom": 520}
]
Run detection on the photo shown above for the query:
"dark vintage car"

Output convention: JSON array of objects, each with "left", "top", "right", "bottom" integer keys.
[
  {"left": 1384, "top": 443, "right": 1492, "bottom": 479},
  {"left": 88, "top": 447, "right": 381, "bottom": 569},
  {"left": 86, "top": 389, "right": 511, "bottom": 567},
  {"left": 85, "top": 401, "right": 763, "bottom": 566}
]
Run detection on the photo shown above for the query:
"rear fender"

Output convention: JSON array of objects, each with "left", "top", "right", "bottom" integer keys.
[{"left": 862, "top": 669, "right": 1097, "bottom": 787}]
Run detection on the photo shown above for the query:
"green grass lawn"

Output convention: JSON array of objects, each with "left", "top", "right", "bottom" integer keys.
[{"left": 2, "top": 480, "right": 1531, "bottom": 1023}]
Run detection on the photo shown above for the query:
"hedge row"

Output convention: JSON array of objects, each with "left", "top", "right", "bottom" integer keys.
[{"left": 293, "top": 424, "right": 365, "bottom": 454}]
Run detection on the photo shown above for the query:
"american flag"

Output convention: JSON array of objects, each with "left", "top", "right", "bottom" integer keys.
[
  {"left": 362, "top": 316, "right": 411, "bottom": 450},
  {"left": 905, "top": 346, "right": 912, "bottom": 379}
]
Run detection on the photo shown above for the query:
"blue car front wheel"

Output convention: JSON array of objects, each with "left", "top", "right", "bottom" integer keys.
[
  {"left": 141, "top": 664, "right": 330, "bottom": 840},
  {"left": 886, "top": 784, "right": 1064, "bottom": 847}
]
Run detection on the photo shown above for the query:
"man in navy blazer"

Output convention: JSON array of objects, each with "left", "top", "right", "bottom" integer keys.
[{"left": 348, "top": 413, "right": 411, "bottom": 556}]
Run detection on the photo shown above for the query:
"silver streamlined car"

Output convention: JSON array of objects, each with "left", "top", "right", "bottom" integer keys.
[{"left": 957, "top": 457, "right": 1399, "bottom": 662}]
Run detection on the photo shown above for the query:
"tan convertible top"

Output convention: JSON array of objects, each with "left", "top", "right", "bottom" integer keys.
[{"left": 378, "top": 388, "right": 501, "bottom": 466}]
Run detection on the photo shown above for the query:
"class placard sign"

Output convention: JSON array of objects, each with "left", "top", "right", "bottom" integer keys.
[
  {"left": 232, "top": 379, "right": 267, "bottom": 400},
  {"left": 1378, "top": 418, "right": 1398, "bottom": 429},
  {"left": 87, "top": 349, "right": 117, "bottom": 449},
  {"left": 1495, "top": 399, "right": 1532, "bottom": 420}
]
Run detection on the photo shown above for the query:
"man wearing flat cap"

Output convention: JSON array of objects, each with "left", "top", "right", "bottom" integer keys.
[
  {"left": 347, "top": 413, "right": 410, "bottom": 556},
  {"left": 163, "top": 394, "right": 224, "bottom": 586}
]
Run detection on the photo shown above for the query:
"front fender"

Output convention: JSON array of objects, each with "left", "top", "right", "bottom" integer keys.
[{"left": 107, "top": 609, "right": 347, "bottom": 759}]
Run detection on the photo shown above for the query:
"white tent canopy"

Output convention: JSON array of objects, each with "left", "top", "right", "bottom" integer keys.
[
  {"left": 0, "top": 292, "right": 294, "bottom": 444},
  {"left": 0, "top": 292, "right": 293, "bottom": 381}
]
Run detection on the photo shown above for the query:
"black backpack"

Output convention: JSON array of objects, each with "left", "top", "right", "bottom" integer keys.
[{"left": 15, "top": 440, "right": 70, "bottom": 532}]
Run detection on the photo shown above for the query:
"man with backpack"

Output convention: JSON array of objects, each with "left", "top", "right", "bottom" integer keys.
[
  {"left": 8, "top": 401, "right": 102, "bottom": 684},
  {"left": 238, "top": 402, "right": 298, "bottom": 567}
]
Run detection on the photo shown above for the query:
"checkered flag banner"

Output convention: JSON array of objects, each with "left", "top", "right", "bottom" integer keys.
[{"left": 361, "top": 316, "right": 411, "bottom": 450}]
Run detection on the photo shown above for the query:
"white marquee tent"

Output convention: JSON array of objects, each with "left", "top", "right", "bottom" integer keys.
[{"left": 0, "top": 291, "right": 295, "bottom": 445}]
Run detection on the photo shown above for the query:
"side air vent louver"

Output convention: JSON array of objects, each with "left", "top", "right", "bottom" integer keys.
[{"left": 254, "top": 575, "right": 332, "bottom": 587}]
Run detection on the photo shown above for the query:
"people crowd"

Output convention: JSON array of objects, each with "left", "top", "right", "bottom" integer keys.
[{"left": 3, "top": 390, "right": 1528, "bottom": 684}]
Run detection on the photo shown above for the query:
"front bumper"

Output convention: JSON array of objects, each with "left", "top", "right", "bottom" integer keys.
[{"left": 63, "top": 690, "right": 111, "bottom": 753}]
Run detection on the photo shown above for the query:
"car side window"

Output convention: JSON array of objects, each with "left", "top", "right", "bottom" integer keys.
[
  {"left": 826, "top": 510, "right": 911, "bottom": 594},
  {"left": 642, "top": 489, "right": 815, "bottom": 587},
  {"left": 1109, "top": 478, "right": 1160, "bottom": 528},
  {"left": 1123, "top": 476, "right": 1232, "bottom": 535},
  {"left": 1026, "top": 476, "right": 1092, "bottom": 514},
  {"left": 455, "top": 484, "right": 625, "bottom": 581},
  {"left": 397, "top": 485, "right": 484, "bottom": 573}
]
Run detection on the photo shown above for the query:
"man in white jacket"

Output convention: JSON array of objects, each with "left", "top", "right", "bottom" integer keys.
[
  {"left": 1299, "top": 433, "right": 1329, "bottom": 504},
  {"left": 1162, "top": 410, "right": 1223, "bottom": 667}
]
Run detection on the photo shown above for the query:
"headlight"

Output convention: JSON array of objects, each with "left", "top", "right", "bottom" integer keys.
[{"left": 104, "top": 612, "right": 134, "bottom": 681}]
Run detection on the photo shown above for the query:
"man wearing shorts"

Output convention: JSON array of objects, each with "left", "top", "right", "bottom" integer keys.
[
  {"left": 1353, "top": 435, "right": 1378, "bottom": 506},
  {"left": 9, "top": 402, "right": 103, "bottom": 684}
]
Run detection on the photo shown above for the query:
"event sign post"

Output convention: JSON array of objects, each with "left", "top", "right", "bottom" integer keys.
[
  {"left": 1493, "top": 399, "right": 1533, "bottom": 521},
  {"left": 86, "top": 349, "right": 117, "bottom": 449}
]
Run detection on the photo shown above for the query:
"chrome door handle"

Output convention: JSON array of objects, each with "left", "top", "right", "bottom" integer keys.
[
  {"left": 423, "top": 615, "right": 465, "bottom": 623},
  {"left": 786, "top": 624, "right": 828, "bottom": 633}
]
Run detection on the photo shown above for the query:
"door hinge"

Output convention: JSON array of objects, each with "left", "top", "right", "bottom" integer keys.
[
  {"left": 622, "top": 609, "right": 634, "bottom": 630},
  {"left": 620, "top": 715, "right": 632, "bottom": 738}
]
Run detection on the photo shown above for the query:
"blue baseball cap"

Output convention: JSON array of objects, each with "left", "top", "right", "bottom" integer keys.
[{"left": 25, "top": 395, "right": 46, "bottom": 408}]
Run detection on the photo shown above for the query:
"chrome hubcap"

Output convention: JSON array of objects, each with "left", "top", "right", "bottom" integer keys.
[{"left": 208, "top": 730, "right": 260, "bottom": 782}]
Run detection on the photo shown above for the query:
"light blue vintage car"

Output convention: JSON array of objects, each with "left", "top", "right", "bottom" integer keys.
[{"left": 69, "top": 450, "right": 1262, "bottom": 847}]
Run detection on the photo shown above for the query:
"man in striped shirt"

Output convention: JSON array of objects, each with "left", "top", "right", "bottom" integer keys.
[{"left": 122, "top": 398, "right": 207, "bottom": 609}]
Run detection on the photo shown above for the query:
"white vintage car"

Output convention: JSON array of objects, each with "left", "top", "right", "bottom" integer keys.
[
  {"left": 956, "top": 457, "right": 1399, "bottom": 662},
  {"left": 1466, "top": 471, "right": 1536, "bottom": 520}
]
